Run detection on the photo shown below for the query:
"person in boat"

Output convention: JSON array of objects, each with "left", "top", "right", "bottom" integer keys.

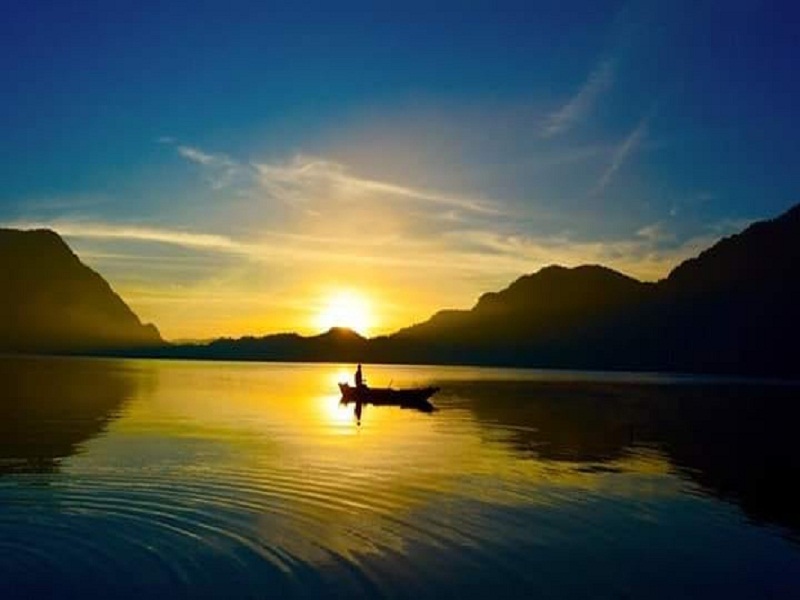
[{"left": 354, "top": 363, "right": 365, "bottom": 389}]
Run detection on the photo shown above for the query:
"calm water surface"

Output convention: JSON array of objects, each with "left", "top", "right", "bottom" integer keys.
[{"left": 1, "top": 356, "right": 799, "bottom": 598}]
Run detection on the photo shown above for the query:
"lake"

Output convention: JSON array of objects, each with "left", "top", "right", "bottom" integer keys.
[{"left": 1, "top": 356, "right": 799, "bottom": 599}]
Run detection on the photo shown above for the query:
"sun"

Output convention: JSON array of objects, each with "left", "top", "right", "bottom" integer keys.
[{"left": 315, "top": 290, "right": 373, "bottom": 335}]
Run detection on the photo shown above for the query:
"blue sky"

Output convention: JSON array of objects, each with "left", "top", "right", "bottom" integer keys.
[{"left": 2, "top": 0, "right": 798, "bottom": 338}]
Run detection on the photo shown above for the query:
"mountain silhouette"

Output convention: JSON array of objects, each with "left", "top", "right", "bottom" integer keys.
[
  {"left": 652, "top": 203, "right": 800, "bottom": 375},
  {"left": 376, "top": 203, "right": 800, "bottom": 376},
  {"left": 0, "top": 228, "right": 161, "bottom": 353},
  {"left": 154, "top": 202, "right": 800, "bottom": 377},
  {"left": 383, "top": 264, "right": 655, "bottom": 368},
  {"left": 142, "top": 326, "right": 368, "bottom": 362},
  {"left": 8, "top": 203, "right": 798, "bottom": 378}
]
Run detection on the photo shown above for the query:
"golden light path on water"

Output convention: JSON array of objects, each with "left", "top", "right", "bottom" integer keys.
[
  {"left": 65, "top": 362, "right": 672, "bottom": 569},
  {"left": 2, "top": 357, "right": 800, "bottom": 599}
]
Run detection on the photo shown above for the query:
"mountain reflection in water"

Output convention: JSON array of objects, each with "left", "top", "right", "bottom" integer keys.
[
  {"left": 0, "top": 358, "right": 799, "bottom": 599},
  {"left": 444, "top": 379, "right": 800, "bottom": 537},
  {"left": 0, "top": 356, "right": 140, "bottom": 474}
]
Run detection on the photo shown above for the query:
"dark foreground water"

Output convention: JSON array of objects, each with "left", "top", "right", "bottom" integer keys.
[{"left": 1, "top": 356, "right": 799, "bottom": 599}]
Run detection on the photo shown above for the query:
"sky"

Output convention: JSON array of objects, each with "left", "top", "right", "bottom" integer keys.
[{"left": 1, "top": 0, "right": 798, "bottom": 340}]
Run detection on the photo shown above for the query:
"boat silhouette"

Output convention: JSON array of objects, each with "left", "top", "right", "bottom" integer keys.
[{"left": 338, "top": 382, "right": 438, "bottom": 412}]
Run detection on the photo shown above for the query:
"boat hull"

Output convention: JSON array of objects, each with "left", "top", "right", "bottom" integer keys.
[{"left": 338, "top": 383, "right": 438, "bottom": 410}]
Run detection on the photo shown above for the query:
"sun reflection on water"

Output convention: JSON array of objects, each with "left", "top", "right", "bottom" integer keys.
[{"left": 318, "top": 393, "right": 356, "bottom": 432}]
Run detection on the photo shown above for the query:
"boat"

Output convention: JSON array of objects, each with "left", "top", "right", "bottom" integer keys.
[{"left": 338, "top": 383, "right": 439, "bottom": 411}]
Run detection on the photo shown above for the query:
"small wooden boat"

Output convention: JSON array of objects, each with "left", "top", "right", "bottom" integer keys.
[{"left": 338, "top": 383, "right": 439, "bottom": 411}]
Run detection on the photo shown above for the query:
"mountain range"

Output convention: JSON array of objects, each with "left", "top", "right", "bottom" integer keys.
[
  {"left": 2, "top": 203, "right": 798, "bottom": 377},
  {"left": 386, "top": 202, "right": 800, "bottom": 376},
  {"left": 152, "top": 202, "right": 800, "bottom": 377}
]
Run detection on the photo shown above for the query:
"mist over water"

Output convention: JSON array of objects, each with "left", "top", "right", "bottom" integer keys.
[{"left": 1, "top": 357, "right": 799, "bottom": 599}]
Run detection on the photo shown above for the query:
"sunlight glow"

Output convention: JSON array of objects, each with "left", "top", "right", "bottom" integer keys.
[
  {"left": 315, "top": 291, "right": 374, "bottom": 335},
  {"left": 317, "top": 394, "right": 356, "bottom": 432}
]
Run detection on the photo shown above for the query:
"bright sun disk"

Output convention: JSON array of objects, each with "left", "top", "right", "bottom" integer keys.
[{"left": 315, "top": 291, "right": 373, "bottom": 335}]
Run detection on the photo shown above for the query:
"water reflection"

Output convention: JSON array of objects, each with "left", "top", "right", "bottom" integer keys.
[
  {"left": 0, "top": 356, "right": 139, "bottom": 474},
  {"left": 443, "top": 379, "right": 800, "bottom": 537},
  {"left": 339, "top": 397, "right": 436, "bottom": 425},
  {"left": 1, "top": 359, "right": 799, "bottom": 599}
]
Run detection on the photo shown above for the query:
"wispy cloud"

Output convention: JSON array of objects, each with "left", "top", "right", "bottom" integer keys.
[
  {"left": 0, "top": 220, "right": 249, "bottom": 253},
  {"left": 252, "top": 155, "right": 503, "bottom": 216},
  {"left": 441, "top": 224, "right": 732, "bottom": 283},
  {"left": 542, "top": 58, "right": 615, "bottom": 138},
  {"left": 0, "top": 218, "right": 486, "bottom": 271},
  {"left": 10, "top": 136, "right": 722, "bottom": 285},
  {"left": 591, "top": 113, "right": 650, "bottom": 196},
  {"left": 164, "top": 139, "right": 502, "bottom": 217},
  {"left": 173, "top": 144, "right": 244, "bottom": 189},
  {"left": 159, "top": 137, "right": 242, "bottom": 184},
  {"left": 635, "top": 222, "right": 674, "bottom": 244},
  {"left": 177, "top": 145, "right": 236, "bottom": 168},
  {"left": 2, "top": 214, "right": 743, "bottom": 284}
]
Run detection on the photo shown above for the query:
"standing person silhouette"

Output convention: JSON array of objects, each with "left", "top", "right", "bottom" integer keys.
[{"left": 354, "top": 363, "right": 365, "bottom": 389}]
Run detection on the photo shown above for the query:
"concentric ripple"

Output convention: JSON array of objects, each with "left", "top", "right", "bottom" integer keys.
[
  {"left": 0, "top": 384, "right": 558, "bottom": 597},
  {"left": 0, "top": 455, "right": 565, "bottom": 599}
]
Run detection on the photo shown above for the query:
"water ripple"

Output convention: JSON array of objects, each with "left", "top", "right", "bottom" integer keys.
[
  {"left": 3, "top": 359, "right": 800, "bottom": 598},
  {"left": 1, "top": 447, "right": 569, "bottom": 599}
]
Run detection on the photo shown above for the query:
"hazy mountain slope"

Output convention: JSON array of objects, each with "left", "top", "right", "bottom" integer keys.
[
  {"left": 0, "top": 229, "right": 161, "bottom": 353},
  {"left": 153, "top": 327, "right": 368, "bottom": 362}
]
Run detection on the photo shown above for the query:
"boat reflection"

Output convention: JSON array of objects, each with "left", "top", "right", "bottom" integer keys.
[{"left": 339, "top": 396, "right": 436, "bottom": 424}]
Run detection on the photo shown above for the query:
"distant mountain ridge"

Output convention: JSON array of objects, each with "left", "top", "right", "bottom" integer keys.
[
  {"left": 152, "top": 202, "right": 800, "bottom": 377},
  {"left": 147, "top": 326, "right": 368, "bottom": 363},
  {"left": 4, "top": 203, "right": 799, "bottom": 378},
  {"left": 393, "top": 265, "right": 653, "bottom": 347},
  {"left": 380, "top": 203, "right": 800, "bottom": 375},
  {"left": 0, "top": 228, "right": 161, "bottom": 353}
]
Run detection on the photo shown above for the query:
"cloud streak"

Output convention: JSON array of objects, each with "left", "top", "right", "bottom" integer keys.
[
  {"left": 1, "top": 214, "right": 737, "bottom": 283},
  {"left": 253, "top": 155, "right": 504, "bottom": 216},
  {"left": 0, "top": 220, "right": 249, "bottom": 253},
  {"left": 168, "top": 141, "right": 245, "bottom": 189},
  {"left": 177, "top": 145, "right": 236, "bottom": 168},
  {"left": 168, "top": 139, "right": 503, "bottom": 217},
  {"left": 591, "top": 114, "right": 650, "bottom": 196},
  {"left": 542, "top": 58, "right": 615, "bottom": 138}
]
